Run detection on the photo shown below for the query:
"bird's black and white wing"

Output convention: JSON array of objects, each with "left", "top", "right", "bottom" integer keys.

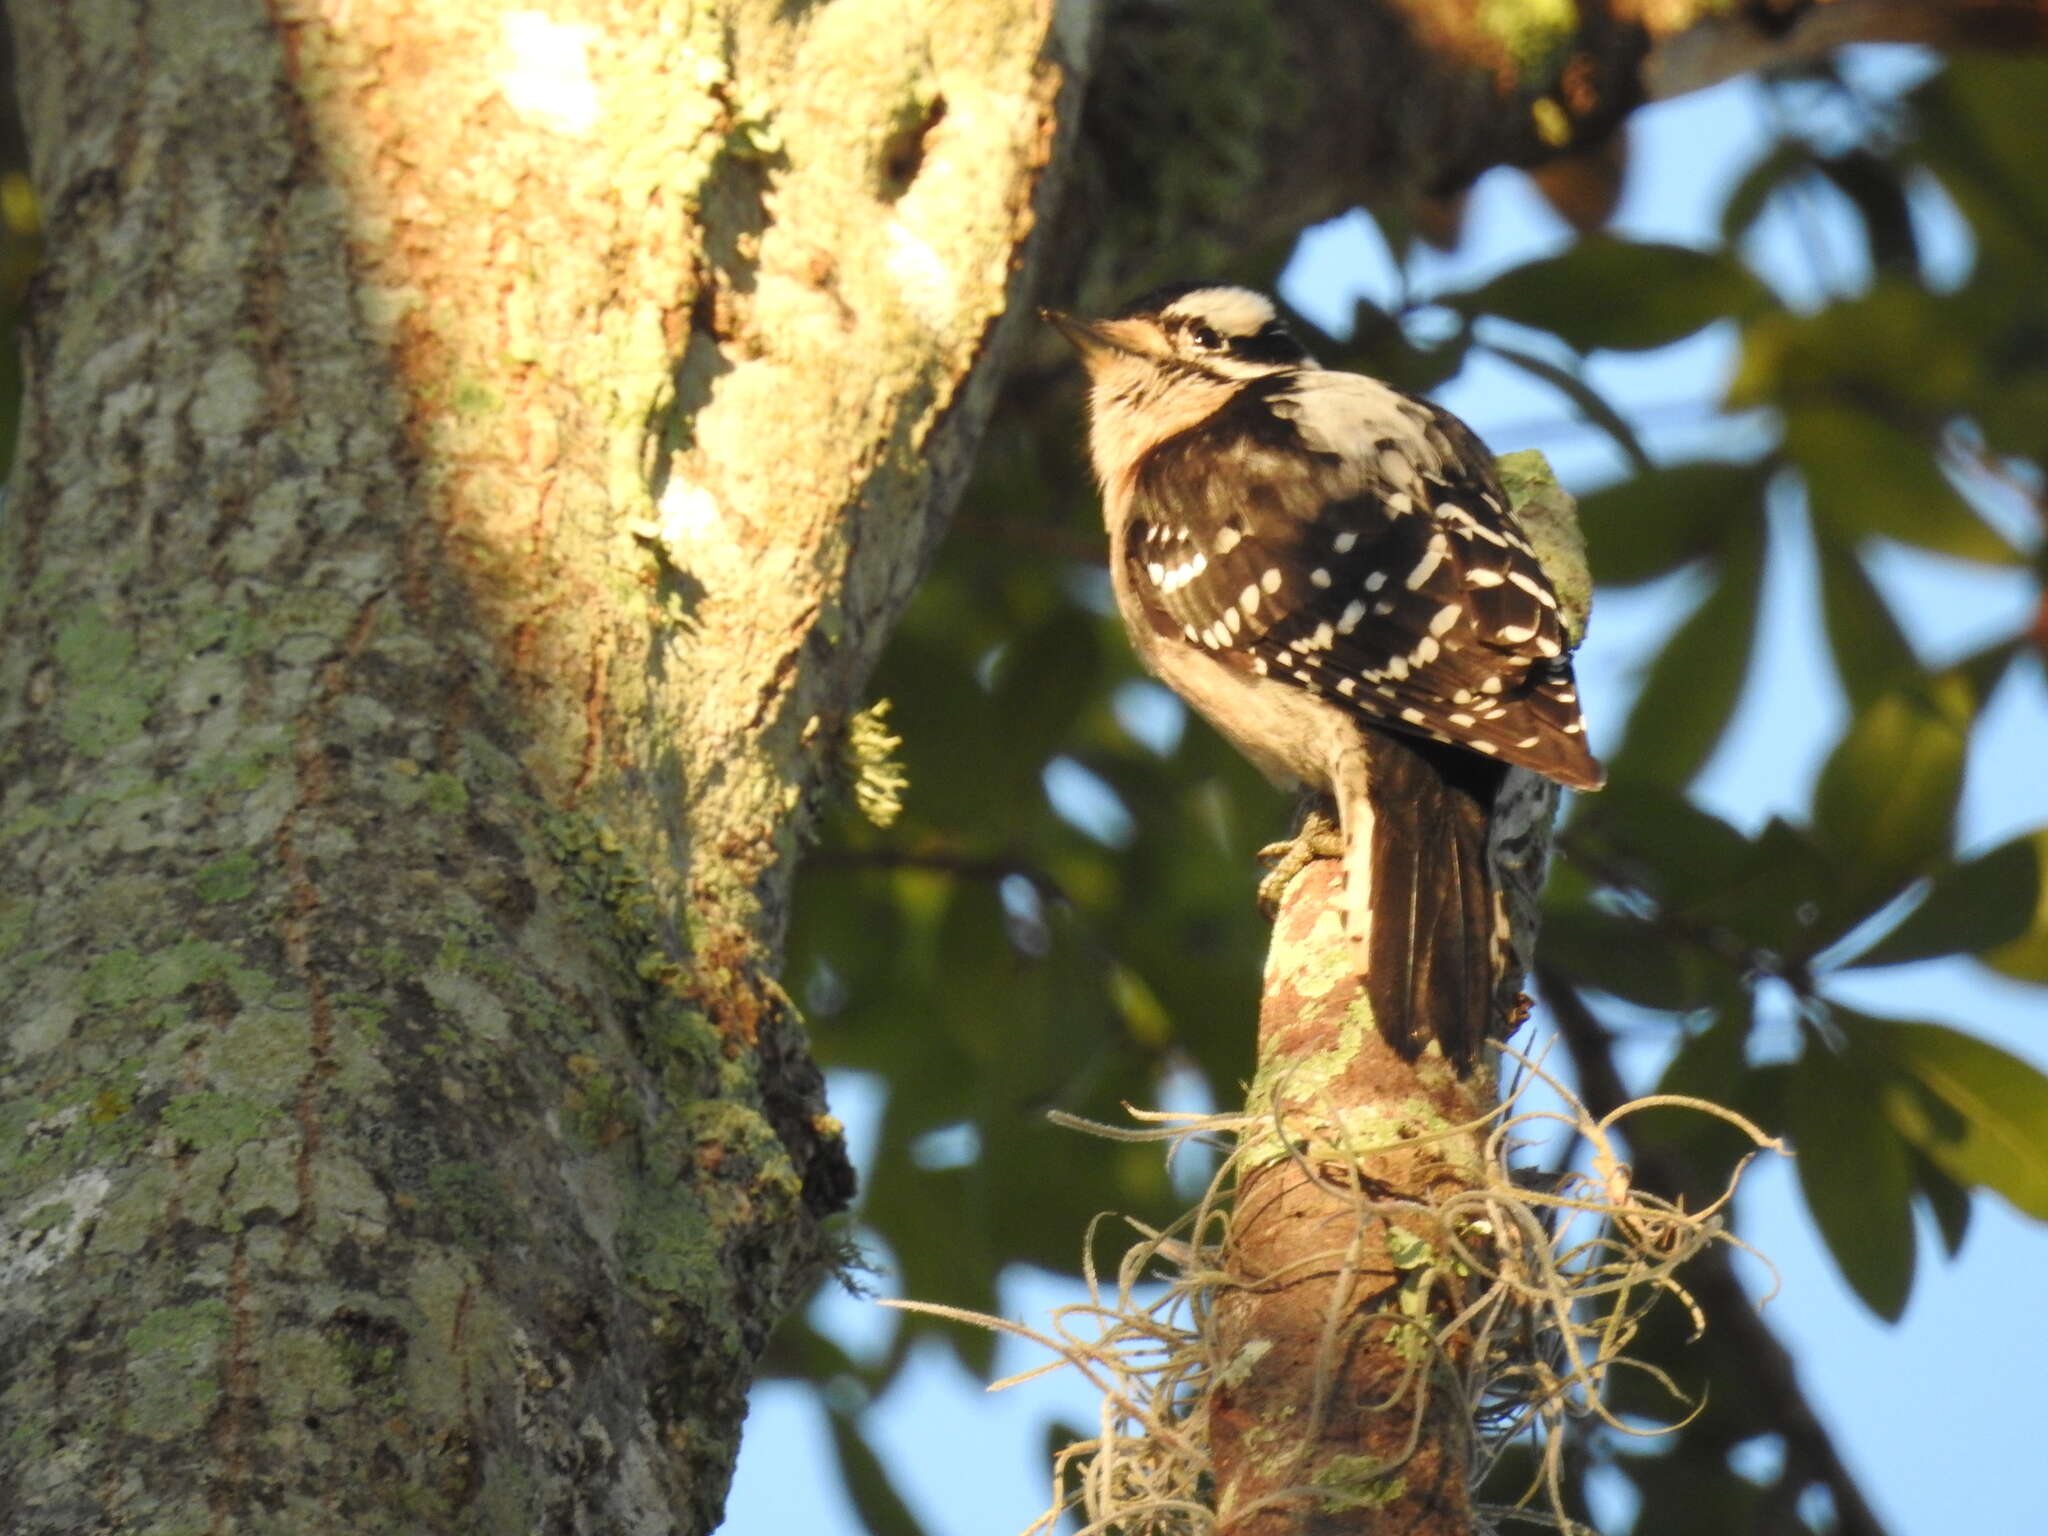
[{"left": 1125, "top": 371, "right": 1600, "bottom": 792}]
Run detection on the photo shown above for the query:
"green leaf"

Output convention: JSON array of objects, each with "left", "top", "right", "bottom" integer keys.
[
  {"left": 1811, "top": 527, "right": 1919, "bottom": 709},
  {"left": 1607, "top": 522, "right": 1763, "bottom": 788},
  {"left": 1456, "top": 237, "right": 1772, "bottom": 353},
  {"left": 1482, "top": 342, "right": 1651, "bottom": 474},
  {"left": 1787, "top": 405, "right": 2017, "bottom": 565},
  {"left": 991, "top": 611, "right": 1105, "bottom": 770},
  {"left": 1563, "top": 782, "right": 1758, "bottom": 911},
  {"left": 1731, "top": 283, "right": 1985, "bottom": 419},
  {"left": 1618, "top": 1439, "right": 1763, "bottom": 1536},
  {"left": 827, "top": 1410, "right": 929, "bottom": 1536},
  {"left": 1573, "top": 459, "right": 1768, "bottom": 588},
  {"left": 1810, "top": 686, "right": 1967, "bottom": 916},
  {"left": 1685, "top": 816, "right": 1843, "bottom": 959},
  {"left": 1634, "top": 1023, "right": 1786, "bottom": 1177},
  {"left": 1854, "top": 1013, "right": 2048, "bottom": 1220},
  {"left": 1539, "top": 905, "right": 1708, "bottom": 1013},
  {"left": 1720, "top": 140, "right": 1816, "bottom": 243},
  {"left": 1909, "top": 58, "right": 2048, "bottom": 266},
  {"left": 1850, "top": 833, "right": 2043, "bottom": 968},
  {"left": 1911, "top": 1146, "right": 1974, "bottom": 1258},
  {"left": 1787, "top": 1044, "right": 1916, "bottom": 1321},
  {"left": 1815, "top": 148, "right": 1920, "bottom": 277},
  {"left": 1985, "top": 828, "right": 2048, "bottom": 984},
  {"left": 1321, "top": 295, "right": 1472, "bottom": 396}
]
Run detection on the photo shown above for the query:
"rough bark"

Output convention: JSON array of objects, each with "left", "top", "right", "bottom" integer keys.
[
  {"left": 0, "top": 1, "right": 1084, "bottom": 1531},
  {"left": 1208, "top": 861, "right": 1494, "bottom": 1536}
]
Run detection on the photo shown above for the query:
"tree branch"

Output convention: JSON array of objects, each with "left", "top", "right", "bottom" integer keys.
[{"left": 1207, "top": 859, "right": 1491, "bottom": 1536}]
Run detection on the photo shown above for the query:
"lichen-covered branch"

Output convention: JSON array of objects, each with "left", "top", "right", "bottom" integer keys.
[{"left": 1207, "top": 862, "right": 1494, "bottom": 1536}]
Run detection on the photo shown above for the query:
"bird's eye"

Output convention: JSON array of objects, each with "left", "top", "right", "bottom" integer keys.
[{"left": 1190, "top": 323, "right": 1222, "bottom": 350}]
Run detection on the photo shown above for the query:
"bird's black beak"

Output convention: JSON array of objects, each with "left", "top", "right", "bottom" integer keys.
[{"left": 1041, "top": 309, "right": 1145, "bottom": 374}]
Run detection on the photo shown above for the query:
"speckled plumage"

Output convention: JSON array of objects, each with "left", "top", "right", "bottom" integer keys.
[{"left": 1049, "top": 285, "right": 1599, "bottom": 1069}]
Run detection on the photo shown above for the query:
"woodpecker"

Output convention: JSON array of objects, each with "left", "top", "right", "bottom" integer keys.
[{"left": 1046, "top": 284, "right": 1602, "bottom": 1070}]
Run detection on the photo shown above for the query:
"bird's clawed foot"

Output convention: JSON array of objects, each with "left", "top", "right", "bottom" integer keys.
[{"left": 1255, "top": 804, "right": 1345, "bottom": 919}]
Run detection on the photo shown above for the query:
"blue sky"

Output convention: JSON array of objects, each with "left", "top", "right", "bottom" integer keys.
[{"left": 724, "top": 49, "right": 2048, "bottom": 1536}]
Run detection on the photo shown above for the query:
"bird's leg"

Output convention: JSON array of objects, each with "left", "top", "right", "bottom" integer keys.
[{"left": 1256, "top": 795, "right": 1346, "bottom": 919}]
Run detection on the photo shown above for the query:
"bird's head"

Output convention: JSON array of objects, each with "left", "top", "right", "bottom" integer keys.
[
  {"left": 1043, "top": 283, "right": 1313, "bottom": 384},
  {"left": 1043, "top": 285, "right": 1315, "bottom": 489}
]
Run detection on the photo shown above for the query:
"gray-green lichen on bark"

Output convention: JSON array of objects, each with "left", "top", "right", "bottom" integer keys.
[{"left": 0, "top": 0, "right": 1087, "bottom": 1530}]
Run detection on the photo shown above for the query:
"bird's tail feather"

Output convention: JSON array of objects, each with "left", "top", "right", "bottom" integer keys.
[{"left": 1338, "top": 735, "right": 1503, "bottom": 1072}]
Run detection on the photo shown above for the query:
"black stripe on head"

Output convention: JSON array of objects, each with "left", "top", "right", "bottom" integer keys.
[{"left": 1231, "top": 319, "right": 1310, "bottom": 366}]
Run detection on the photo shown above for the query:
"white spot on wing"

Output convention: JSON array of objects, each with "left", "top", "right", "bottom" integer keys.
[{"left": 1405, "top": 534, "right": 1448, "bottom": 590}]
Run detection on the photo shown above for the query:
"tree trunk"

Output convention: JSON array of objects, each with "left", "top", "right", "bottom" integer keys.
[{"left": 0, "top": 2, "right": 1082, "bottom": 1530}]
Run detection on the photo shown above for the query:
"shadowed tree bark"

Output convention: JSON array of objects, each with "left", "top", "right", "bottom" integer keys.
[{"left": 0, "top": 1, "right": 1081, "bottom": 1529}]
